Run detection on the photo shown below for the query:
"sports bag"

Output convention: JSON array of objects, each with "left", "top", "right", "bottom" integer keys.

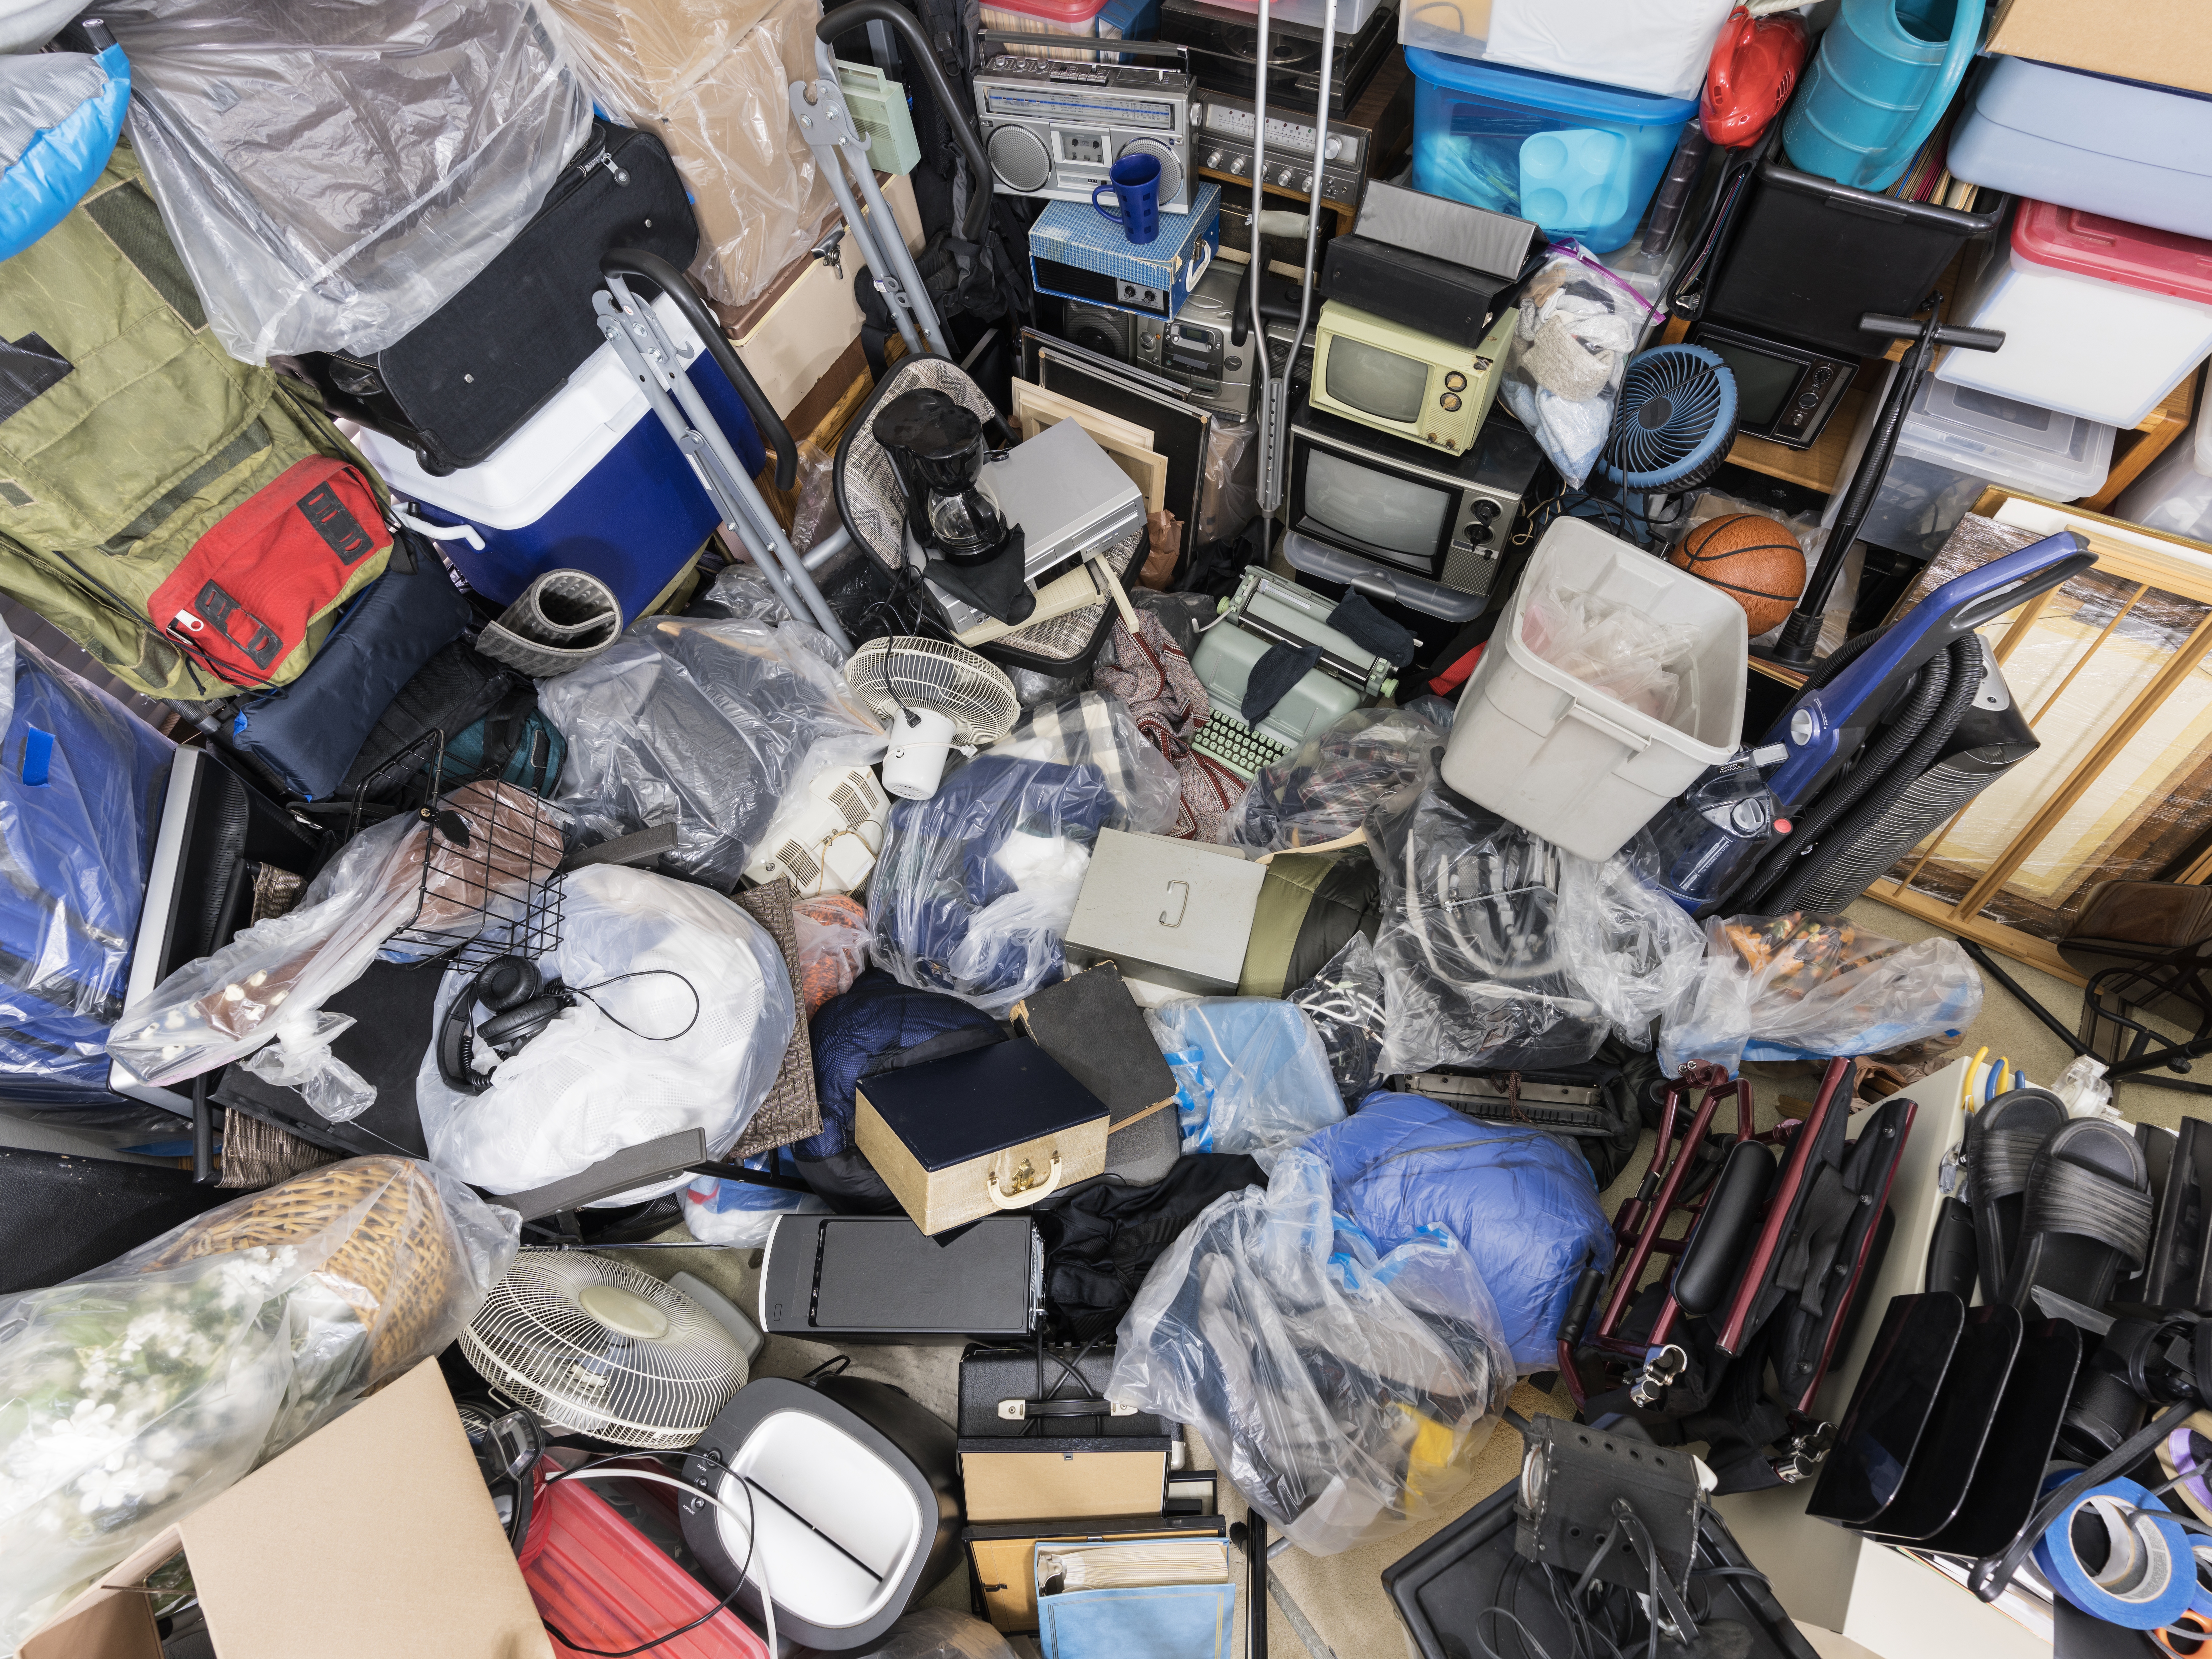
[{"left": 0, "top": 149, "right": 392, "bottom": 701}]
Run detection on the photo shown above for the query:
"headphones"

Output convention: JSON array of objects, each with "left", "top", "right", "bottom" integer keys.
[{"left": 437, "top": 954, "right": 575, "bottom": 1095}]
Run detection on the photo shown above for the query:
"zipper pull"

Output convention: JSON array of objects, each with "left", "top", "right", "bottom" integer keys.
[{"left": 584, "top": 147, "right": 631, "bottom": 186}]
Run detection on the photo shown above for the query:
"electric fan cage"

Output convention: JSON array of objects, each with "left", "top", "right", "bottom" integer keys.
[
  {"left": 461, "top": 1252, "right": 747, "bottom": 1450},
  {"left": 1599, "top": 344, "right": 1739, "bottom": 496},
  {"left": 844, "top": 635, "right": 1021, "bottom": 746}
]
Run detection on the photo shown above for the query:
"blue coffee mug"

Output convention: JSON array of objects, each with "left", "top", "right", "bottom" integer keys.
[{"left": 1092, "top": 153, "right": 1162, "bottom": 245}]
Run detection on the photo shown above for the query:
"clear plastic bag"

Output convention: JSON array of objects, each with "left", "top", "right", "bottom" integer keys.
[
  {"left": 1147, "top": 996, "right": 1345, "bottom": 1167},
  {"left": 538, "top": 0, "right": 836, "bottom": 312},
  {"left": 1501, "top": 245, "right": 1654, "bottom": 487},
  {"left": 1658, "top": 912, "right": 1986, "bottom": 1077},
  {"left": 108, "top": 782, "right": 565, "bottom": 1118},
  {"left": 0, "top": 1156, "right": 518, "bottom": 1653},
  {"left": 794, "top": 892, "right": 871, "bottom": 1016},
  {"left": 1289, "top": 932, "right": 1389, "bottom": 1103},
  {"left": 867, "top": 755, "right": 1118, "bottom": 1016},
  {"left": 1368, "top": 786, "right": 1701, "bottom": 1071},
  {"left": 2055, "top": 1055, "right": 2118, "bottom": 1122},
  {"left": 1232, "top": 701, "right": 1453, "bottom": 853},
  {"left": 680, "top": 1166, "right": 825, "bottom": 1247},
  {"left": 417, "top": 863, "right": 795, "bottom": 1197},
  {"left": 538, "top": 614, "right": 885, "bottom": 889},
  {"left": 104, "top": 0, "right": 590, "bottom": 362},
  {"left": 1106, "top": 1147, "right": 1512, "bottom": 1555},
  {"left": 983, "top": 693, "right": 1181, "bottom": 835},
  {"left": 1522, "top": 568, "right": 1703, "bottom": 723}
]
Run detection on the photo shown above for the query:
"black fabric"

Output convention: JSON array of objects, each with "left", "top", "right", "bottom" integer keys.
[
  {"left": 1175, "top": 515, "right": 1268, "bottom": 601},
  {"left": 1242, "top": 641, "right": 1321, "bottom": 725},
  {"left": 302, "top": 121, "right": 696, "bottom": 471},
  {"left": 926, "top": 531, "right": 1035, "bottom": 626},
  {"left": 338, "top": 640, "right": 521, "bottom": 804},
  {"left": 0, "top": 1146, "right": 234, "bottom": 1295},
  {"left": 1033, "top": 1153, "right": 1263, "bottom": 1340},
  {"left": 0, "top": 331, "right": 71, "bottom": 422},
  {"left": 1327, "top": 592, "right": 1417, "bottom": 668}
]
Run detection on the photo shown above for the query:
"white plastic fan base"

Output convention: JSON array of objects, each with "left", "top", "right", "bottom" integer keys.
[{"left": 881, "top": 708, "right": 957, "bottom": 800}]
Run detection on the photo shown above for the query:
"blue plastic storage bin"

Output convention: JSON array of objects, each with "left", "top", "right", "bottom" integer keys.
[
  {"left": 345, "top": 296, "right": 766, "bottom": 628},
  {"left": 1407, "top": 48, "right": 1698, "bottom": 253}
]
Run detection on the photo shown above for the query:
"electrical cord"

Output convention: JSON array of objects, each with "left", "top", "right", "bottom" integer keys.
[
  {"left": 536, "top": 1465, "right": 776, "bottom": 1657},
  {"left": 565, "top": 968, "right": 703, "bottom": 1045}
]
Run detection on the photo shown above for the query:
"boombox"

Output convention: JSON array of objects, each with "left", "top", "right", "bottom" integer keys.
[
  {"left": 974, "top": 54, "right": 1197, "bottom": 215},
  {"left": 1065, "top": 259, "right": 1255, "bottom": 419}
]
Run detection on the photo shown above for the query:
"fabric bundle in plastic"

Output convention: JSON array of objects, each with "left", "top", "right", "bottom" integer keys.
[
  {"left": 867, "top": 755, "right": 1118, "bottom": 1016},
  {"left": 417, "top": 863, "right": 795, "bottom": 1198},
  {"left": 1367, "top": 781, "right": 1703, "bottom": 1076},
  {"left": 1499, "top": 245, "right": 1651, "bottom": 487},
  {"left": 0, "top": 1156, "right": 517, "bottom": 1654},
  {"left": 0, "top": 628, "right": 173, "bottom": 1105},
  {"left": 102, "top": 0, "right": 591, "bottom": 361},
  {"left": 1107, "top": 1147, "right": 1512, "bottom": 1555},
  {"left": 539, "top": 614, "right": 884, "bottom": 890},
  {"left": 1146, "top": 996, "right": 1345, "bottom": 1167},
  {"left": 982, "top": 692, "right": 1180, "bottom": 836},
  {"left": 1232, "top": 701, "right": 1453, "bottom": 853}
]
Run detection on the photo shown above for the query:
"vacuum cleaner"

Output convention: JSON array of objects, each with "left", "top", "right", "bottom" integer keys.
[{"left": 1659, "top": 528, "right": 2095, "bottom": 917}]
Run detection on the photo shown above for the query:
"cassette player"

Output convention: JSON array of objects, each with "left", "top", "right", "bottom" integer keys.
[{"left": 975, "top": 54, "right": 1197, "bottom": 216}]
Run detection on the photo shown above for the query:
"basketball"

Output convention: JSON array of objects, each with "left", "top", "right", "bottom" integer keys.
[{"left": 1670, "top": 514, "right": 1807, "bottom": 635}]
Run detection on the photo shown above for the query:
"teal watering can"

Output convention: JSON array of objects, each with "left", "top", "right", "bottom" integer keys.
[{"left": 1781, "top": 0, "right": 1984, "bottom": 191}]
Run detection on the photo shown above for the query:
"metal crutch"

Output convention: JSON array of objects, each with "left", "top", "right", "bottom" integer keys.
[
  {"left": 791, "top": 1, "right": 999, "bottom": 363},
  {"left": 595, "top": 249, "right": 853, "bottom": 653},
  {"left": 1247, "top": 0, "right": 1338, "bottom": 515}
]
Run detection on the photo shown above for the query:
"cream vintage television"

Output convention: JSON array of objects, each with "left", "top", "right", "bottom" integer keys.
[{"left": 1307, "top": 299, "right": 1514, "bottom": 456}]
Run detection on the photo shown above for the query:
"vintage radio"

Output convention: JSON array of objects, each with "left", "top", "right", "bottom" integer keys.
[
  {"left": 1309, "top": 297, "right": 1515, "bottom": 456},
  {"left": 974, "top": 53, "right": 1198, "bottom": 215},
  {"left": 1188, "top": 86, "right": 1375, "bottom": 210},
  {"left": 1064, "top": 259, "right": 1258, "bottom": 419}
]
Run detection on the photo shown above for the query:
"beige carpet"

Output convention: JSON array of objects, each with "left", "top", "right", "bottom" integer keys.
[{"left": 626, "top": 893, "right": 2197, "bottom": 1658}]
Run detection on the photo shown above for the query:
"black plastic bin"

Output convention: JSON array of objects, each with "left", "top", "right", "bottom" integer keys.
[{"left": 1708, "top": 157, "right": 2009, "bottom": 358}]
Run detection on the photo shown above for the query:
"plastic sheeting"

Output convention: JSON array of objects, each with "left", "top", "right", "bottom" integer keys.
[
  {"left": 0, "top": 630, "right": 173, "bottom": 1105},
  {"left": 1483, "top": 0, "right": 1733, "bottom": 101},
  {"left": 1233, "top": 701, "right": 1453, "bottom": 853},
  {"left": 1147, "top": 996, "right": 1345, "bottom": 1168},
  {"left": 1106, "top": 1147, "right": 1512, "bottom": 1556},
  {"left": 1659, "top": 912, "right": 1985, "bottom": 1077},
  {"left": 983, "top": 693, "right": 1181, "bottom": 835},
  {"left": 540, "top": 0, "right": 836, "bottom": 311},
  {"left": 867, "top": 755, "right": 1118, "bottom": 1016},
  {"left": 418, "top": 863, "right": 795, "bottom": 1198},
  {"left": 0, "top": 1157, "right": 518, "bottom": 1655},
  {"left": 539, "top": 614, "right": 884, "bottom": 890},
  {"left": 1368, "top": 782, "right": 1705, "bottom": 1075},
  {"left": 1289, "top": 931, "right": 1389, "bottom": 1103},
  {"left": 103, "top": 0, "right": 591, "bottom": 362}
]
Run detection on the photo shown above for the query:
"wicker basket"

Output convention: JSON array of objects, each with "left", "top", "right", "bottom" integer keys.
[{"left": 144, "top": 1156, "right": 463, "bottom": 1378}]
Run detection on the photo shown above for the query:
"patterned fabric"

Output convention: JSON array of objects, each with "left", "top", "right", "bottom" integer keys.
[{"left": 1097, "top": 612, "right": 1247, "bottom": 842}]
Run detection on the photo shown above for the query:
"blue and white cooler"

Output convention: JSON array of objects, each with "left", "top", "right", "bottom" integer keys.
[{"left": 342, "top": 295, "right": 768, "bottom": 627}]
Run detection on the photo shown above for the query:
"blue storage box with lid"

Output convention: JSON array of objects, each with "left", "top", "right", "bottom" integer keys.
[
  {"left": 1407, "top": 48, "right": 1698, "bottom": 254},
  {"left": 343, "top": 293, "right": 766, "bottom": 629}
]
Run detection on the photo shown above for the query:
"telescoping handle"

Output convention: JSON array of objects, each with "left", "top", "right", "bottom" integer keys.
[{"left": 820, "top": 0, "right": 994, "bottom": 241}]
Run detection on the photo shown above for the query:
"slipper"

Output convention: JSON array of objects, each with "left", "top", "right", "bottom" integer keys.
[
  {"left": 2000, "top": 1118, "right": 2154, "bottom": 1316},
  {"left": 1968, "top": 1087, "right": 2068, "bottom": 1305}
]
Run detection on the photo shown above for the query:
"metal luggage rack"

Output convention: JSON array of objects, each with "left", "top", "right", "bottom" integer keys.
[{"left": 346, "top": 729, "right": 566, "bottom": 971}]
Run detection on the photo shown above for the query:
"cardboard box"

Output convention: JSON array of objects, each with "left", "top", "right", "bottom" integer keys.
[
  {"left": 1986, "top": 0, "right": 2212, "bottom": 98},
  {"left": 23, "top": 1362, "right": 551, "bottom": 1659}
]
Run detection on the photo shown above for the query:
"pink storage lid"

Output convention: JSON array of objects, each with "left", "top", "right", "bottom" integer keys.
[
  {"left": 982, "top": 0, "right": 1112, "bottom": 22},
  {"left": 2013, "top": 199, "right": 2212, "bottom": 305}
]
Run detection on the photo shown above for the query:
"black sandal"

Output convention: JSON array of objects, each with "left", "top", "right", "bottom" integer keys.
[
  {"left": 1968, "top": 1087, "right": 2068, "bottom": 1304},
  {"left": 2000, "top": 1118, "right": 2154, "bottom": 1317}
]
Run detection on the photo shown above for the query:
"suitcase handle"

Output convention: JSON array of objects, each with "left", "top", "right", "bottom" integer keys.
[
  {"left": 600, "top": 249, "right": 800, "bottom": 492},
  {"left": 820, "top": 1, "right": 994, "bottom": 242},
  {"left": 987, "top": 1149, "right": 1065, "bottom": 1209}
]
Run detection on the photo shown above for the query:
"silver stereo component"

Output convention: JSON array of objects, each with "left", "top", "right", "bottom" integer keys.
[
  {"left": 974, "top": 55, "right": 1197, "bottom": 214},
  {"left": 1188, "top": 89, "right": 1370, "bottom": 207},
  {"left": 1133, "top": 260, "right": 1256, "bottom": 419},
  {"left": 1061, "top": 297, "right": 1141, "bottom": 362}
]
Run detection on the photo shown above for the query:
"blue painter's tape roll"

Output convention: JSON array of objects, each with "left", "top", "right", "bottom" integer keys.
[{"left": 2031, "top": 1472, "right": 2197, "bottom": 1631}]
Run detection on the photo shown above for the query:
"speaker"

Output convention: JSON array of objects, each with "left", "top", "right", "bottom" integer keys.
[{"left": 1062, "top": 299, "right": 1138, "bottom": 363}]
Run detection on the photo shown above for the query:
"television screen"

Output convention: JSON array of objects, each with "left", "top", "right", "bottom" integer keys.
[
  {"left": 1324, "top": 335, "right": 1427, "bottom": 424},
  {"left": 1305, "top": 448, "right": 1454, "bottom": 562}
]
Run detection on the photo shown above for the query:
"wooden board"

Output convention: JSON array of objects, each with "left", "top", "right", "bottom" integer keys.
[{"left": 1011, "top": 379, "right": 1155, "bottom": 450}]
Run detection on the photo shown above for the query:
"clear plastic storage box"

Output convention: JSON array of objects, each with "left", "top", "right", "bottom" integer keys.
[
  {"left": 1408, "top": 49, "right": 1700, "bottom": 255},
  {"left": 1936, "top": 200, "right": 2212, "bottom": 429},
  {"left": 1400, "top": 0, "right": 1735, "bottom": 102},
  {"left": 2115, "top": 382, "right": 2212, "bottom": 542},
  {"left": 980, "top": 0, "right": 1158, "bottom": 61}
]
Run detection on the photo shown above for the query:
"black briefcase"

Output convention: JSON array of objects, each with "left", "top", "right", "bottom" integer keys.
[
  {"left": 301, "top": 120, "right": 696, "bottom": 472},
  {"left": 956, "top": 1341, "right": 1177, "bottom": 1522}
]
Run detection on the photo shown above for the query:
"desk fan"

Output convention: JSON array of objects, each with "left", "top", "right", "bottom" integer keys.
[
  {"left": 461, "top": 1252, "right": 748, "bottom": 1449},
  {"left": 844, "top": 636, "right": 1020, "bottom": 800},
  {"left": 1601, "top": 344, "right": 1738, "bottom": 503}
]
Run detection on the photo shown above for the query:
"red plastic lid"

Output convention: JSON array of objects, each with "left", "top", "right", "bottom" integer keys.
[
  {"left": 2012, "top": 200, "right": 2212, "bottom": 305},
  {"left": 981, "top": 0, "right": 1112, "bottom": 24}
]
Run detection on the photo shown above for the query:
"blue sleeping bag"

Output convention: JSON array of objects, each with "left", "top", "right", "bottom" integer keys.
[
  {"left": 1308, "top": 1092, "right": 1614, "bottom": 1368},
  {"left": 0, "top": 641, "right": 174, "bottom": 1102},
  {"left": 0, "top": 41, "right": 128, "bottom": 264}
]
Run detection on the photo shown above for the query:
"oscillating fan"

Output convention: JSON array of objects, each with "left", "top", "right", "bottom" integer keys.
[
  {"left": 1599, "top": 345, "right": 1738, "bottom": 499},
  {"left": 461, "top": 1253, "right": 748, "bottom": 1450},
  {"left": 845, "top": 636, "right": 1021, "bottom": 800}
]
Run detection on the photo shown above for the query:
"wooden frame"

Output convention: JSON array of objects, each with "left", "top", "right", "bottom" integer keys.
[{"left": 1009, "top": 380, "right": 1171, "bottom": 513}]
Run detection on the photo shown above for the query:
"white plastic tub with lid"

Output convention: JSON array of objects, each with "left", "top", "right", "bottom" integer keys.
[
  {"left": 1935, "top": 200, "right": 2212, "bottom": 428},
  {"left": 1439, "top": 518, "right": 1745, "bottom": 862},
  {"left": 2116, "top": 382, "right": 2212, "bottom": 542}
]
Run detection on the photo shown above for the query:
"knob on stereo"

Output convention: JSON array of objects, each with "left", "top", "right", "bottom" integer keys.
[
  {"left": 1323, "top": 135, "right": 1344, "bottom": 160},
  {"left": 1472, "top": 498, "right": 1499, "bottom": 521}
]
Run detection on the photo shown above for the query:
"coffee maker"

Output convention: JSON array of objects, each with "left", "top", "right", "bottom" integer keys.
[{"left": 871, "top": 389, "right": 1010, "bottom": 566}]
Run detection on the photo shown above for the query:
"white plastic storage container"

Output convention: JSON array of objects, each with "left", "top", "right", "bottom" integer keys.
[
  {"left": 1439, "top": 519, "right": 1745, "bottom": 861},
  {"left": 1949, "top": 57, "right": 2212, "bottom": 244},
  {"left": 1862, "top": 375, "right": 2115, "bottom": 558},
  {"left": 1936, "top": 201, "right": 2212, "bottom": 429},
  {"left": 1199, "top": 0, "right": 1383, "bottom": 32},
  {"left": 2115, "top": 387, "right": 2212, "bottom": 541},
  {"left": 1400, "top": 0, "right": 1735, "bottom": 102}
]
